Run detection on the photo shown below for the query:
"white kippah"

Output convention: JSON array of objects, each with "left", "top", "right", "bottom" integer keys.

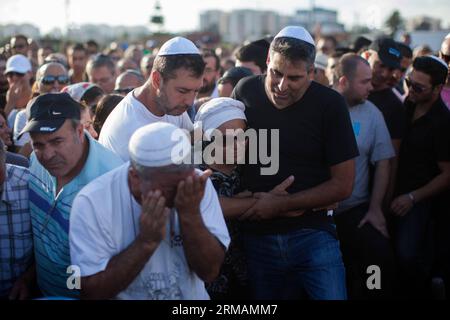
[
  {"left": 157, "top": 36, "right": 200, "bottom": 56},
  {"left": 426, "top": 55, "right": 448, "bottom": 68},
  {"left": 445, "top": 33, "right": 450, "bottom": 40},
  {"left": 129, "top": 122, "right": 191, "bottom": 167},
  {"left": 274, "top": 26, "right": 315, "bottom": 46},
  {"left": 194, "top": 97, "right": 246, "bottom": 140}
]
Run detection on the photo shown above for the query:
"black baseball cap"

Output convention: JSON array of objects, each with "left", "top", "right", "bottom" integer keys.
[
  {"left": 19, "top": 92, "right": 81, "bottom": 138},
  {"left": 369, "top": 37, "right": 402, "bottom": 69},
  {"left": 218, "top": 67, "right": 253, "bottom": 86}
]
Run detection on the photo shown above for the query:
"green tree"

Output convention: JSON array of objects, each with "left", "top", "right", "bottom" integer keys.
[{"left": 385, "top": 10, "right": 404, "bottom": 37}]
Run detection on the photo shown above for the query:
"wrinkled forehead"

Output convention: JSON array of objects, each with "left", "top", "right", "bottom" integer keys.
[{"left": 40, "top": 63, "right": 67, "bottom": 76}]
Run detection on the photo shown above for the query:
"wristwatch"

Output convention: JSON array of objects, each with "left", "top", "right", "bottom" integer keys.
[{"left": 407, "top": 192, "right": 416, "bottom": 204}]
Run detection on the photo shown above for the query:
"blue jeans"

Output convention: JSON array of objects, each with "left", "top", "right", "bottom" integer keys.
[{"left": 243, "top": 228, "right": 347, "bottom": 300}]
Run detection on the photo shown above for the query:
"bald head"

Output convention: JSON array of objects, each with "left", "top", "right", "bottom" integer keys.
[
  {"left": 114, "top": 70, "right": 144, "bottom": 95},
  {"left": 440, "top": 37, "right": 450, "bottom": 84}
]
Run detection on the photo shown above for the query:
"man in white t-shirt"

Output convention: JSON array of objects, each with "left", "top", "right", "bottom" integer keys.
[
  {"left": 99, "top": 37, "right": 206, "bottom": 161},
  {"left": 70, "top": 122, "right": 229, "bottom": 300}
]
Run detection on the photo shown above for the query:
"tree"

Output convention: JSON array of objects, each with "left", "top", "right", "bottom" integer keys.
[{"left": 385, "top": 10, "right": 404, "bottom": 37}]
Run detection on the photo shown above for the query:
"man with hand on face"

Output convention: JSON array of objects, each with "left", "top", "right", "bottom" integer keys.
[
  {"left": 70, "top": 122, "right": 229, "bottom": 300},
  {"left": 19, "top": 93, "right": 123, "bottom": 298},
  {"left": 232, "top": 26, "right": 358, "bottom": 300},
  {"left": 3, "top": 54, "right": 32, "bottom": 126},
  {"left": 99, "top": 37, "right": 205, "bottom": 161}
]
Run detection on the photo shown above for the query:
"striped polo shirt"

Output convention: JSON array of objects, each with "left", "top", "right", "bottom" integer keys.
[{"left": 29, "top": 133, "right": 123, "bottom": 298}]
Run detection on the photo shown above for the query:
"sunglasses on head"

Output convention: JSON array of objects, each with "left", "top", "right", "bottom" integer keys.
[
  {"left": 41, "top": 75, "right": 69, "bottom": 85},
  {"left": 405, "top": 78, "right": 430, "bottom": 94},
  {"left": 6, "top": 71, "right": 25, "bottom": 78}
]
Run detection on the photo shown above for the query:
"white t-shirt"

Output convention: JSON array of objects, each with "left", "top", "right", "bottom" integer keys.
[
  {"left": 98, "top": 91, "right": 194, "bottom": 162},
  {"left": 13, "top": 109, "right": 30, "bottom": 147},
  {"left": 69, "top": 163, "right": 230, "bottom": 300}
]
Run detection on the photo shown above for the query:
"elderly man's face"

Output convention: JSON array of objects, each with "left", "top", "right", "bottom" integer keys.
[
  {"left": 30, "top": 120, "right": 85, "bottom": 179},
  {"left": 136, "top": 167, "right": 195, "bottom": 208},
  {"left": 38, "top": 63, "right": 69, "bottom": 94}
]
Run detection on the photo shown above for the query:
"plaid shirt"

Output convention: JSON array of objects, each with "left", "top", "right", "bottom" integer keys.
[{"left": 0, "top": 164, "right": 32, "bottom": 297}]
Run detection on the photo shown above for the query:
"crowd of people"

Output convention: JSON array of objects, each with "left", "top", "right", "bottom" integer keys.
[{"left": 0, "top": 26, "right": 450, "bottom": 300}]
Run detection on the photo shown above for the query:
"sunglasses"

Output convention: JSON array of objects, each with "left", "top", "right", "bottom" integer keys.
[
  {"left": 41, "top": 75, "right": 69, "bottom": 85},
  {"left": 13, "top": 44, "right": 26, "bottom": 50},
  {"left": 114, "top": 87, "right": 134, "bottom": 94},
  {"left": 6, "top": 71, "right": 25, "bottom": 78},
  {"left": 405, "top": 78, "right": 431, "bottom": 94},
  {"left": 440, "top": 51, "right": 450, "bottom": 64}
]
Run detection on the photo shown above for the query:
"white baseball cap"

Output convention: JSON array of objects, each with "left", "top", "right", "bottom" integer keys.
[
  {"left": 157, "top": 37, "right": 200, "bottom": 56},
  {"left": 4, "top": 54, "right": 32, "bottom": 75},
  {"left": 61, "top": 82, "right": 101, "bottom": 102},
  {"left": 274, "top": 26, "right": 315, "bottom": 47}
]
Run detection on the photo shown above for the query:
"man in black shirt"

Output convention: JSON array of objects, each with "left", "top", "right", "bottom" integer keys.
[
  {"left": 363, "top": 38, "right": 406, "bottom": 206},
  {"left": 390, "top": 56, "right": 450, "bottom": 298},
  {"left": 232, "top": 26, "right": 358, "bottom": 300}
]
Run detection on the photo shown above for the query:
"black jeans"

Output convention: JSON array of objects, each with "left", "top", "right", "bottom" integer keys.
[
  {"left": 334, "top": 203, "right": 396, "bottom": 299},
  {"left": 393, "top": 200, "right": 434, "bottom": 299}
]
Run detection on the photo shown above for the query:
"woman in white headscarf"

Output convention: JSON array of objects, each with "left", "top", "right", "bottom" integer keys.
[{"left": 194, "top": 97, "right": 251, "bottom": 299}]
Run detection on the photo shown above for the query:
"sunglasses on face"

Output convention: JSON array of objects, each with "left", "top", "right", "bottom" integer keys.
[
  {"left": 13, "top": 44, "right": 26, "bottom": 50},
  {"left": 6, "top": 71, "right": 25, "bottom": 78},
  {"left": 405, "top": 78, "right": 431, "bottom": 94},
  {"left": 114, "top": 87, "right": 134, "bottom": 94},
  {"left": 41, "top": 75, "right": 69, "bottom": 85}
]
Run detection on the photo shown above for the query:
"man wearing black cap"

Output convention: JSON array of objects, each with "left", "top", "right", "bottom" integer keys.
[
  {"left": 20, "top": 93, "right": 123, "bottom": 298},
  {"left": 390, "top": 56, "right": 450, "bottom": 299},
  {"left": 217, "top": 66, "right": 253, "bottom": 97},
  {"left": 362, "top": 37, "right": 406, "bottom": 208},
  {"left": 232, "top": 26, "right": 358, "bottom": 300}
]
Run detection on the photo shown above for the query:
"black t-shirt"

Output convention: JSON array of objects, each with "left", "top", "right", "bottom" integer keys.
[
  {"left": 232, "top": 75, "right": 359, "bottom": 235},
  {"left": 395, "top": 97, "right": 450, "bottom": 195},
  {"left": 369, "top": 88, "right": 406, "bottom": 140}
]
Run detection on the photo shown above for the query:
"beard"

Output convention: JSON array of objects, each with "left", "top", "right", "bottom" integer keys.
[{"left": 199, "top": 79, "right": 216, "bottom": 95}]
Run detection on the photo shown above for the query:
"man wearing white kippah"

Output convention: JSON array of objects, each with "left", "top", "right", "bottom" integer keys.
[
  {"left": 232, "top": 26, "right": 359, "bottom": 300},
  {"left": 99, "top": 37, "right": 205, "bottom": 162},
  {"left": 69, "top": 122, "right": 229, "bottom": 300}
]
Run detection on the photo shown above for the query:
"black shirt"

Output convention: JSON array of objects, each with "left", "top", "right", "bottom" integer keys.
[
  {"left": 395, "top": 97, "right": 450, "bottom": 195},
  {"left": 232, "top": 75, "right": 359, "bottom": 235},
  {"left": 369, "top": 88, "right": 406, "bottom": 140}
]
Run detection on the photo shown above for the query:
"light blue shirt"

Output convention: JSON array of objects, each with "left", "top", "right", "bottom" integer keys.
[{"left": 29, "top": 132, "right": 123, "bottom": 298}]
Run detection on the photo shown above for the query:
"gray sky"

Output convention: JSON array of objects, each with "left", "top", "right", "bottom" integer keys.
[{"left": 0, "top": 0, "right": 449, "bottom": 33}]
